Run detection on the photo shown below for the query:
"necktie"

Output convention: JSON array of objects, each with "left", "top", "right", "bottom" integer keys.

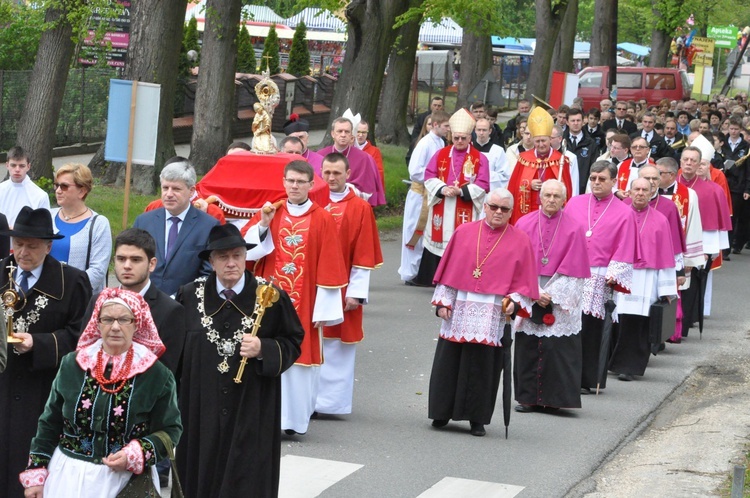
[
  {"left": 618, "top": 120, "right": 623, "bottom": 129},
  {"left": 222, "top": 289, "right": 236, "bottom": 301},
  {"left": 571, "top": 136, "right": 577, "bottom": 149},
  {"left": 18, "top": 270, "right": 32, "bottom": 295},
  {"left": 667, "top": 139, "right": 672, "bottom": 146},
  {"left": 166, "top": 216, "right": 180, "bottom": 258}
]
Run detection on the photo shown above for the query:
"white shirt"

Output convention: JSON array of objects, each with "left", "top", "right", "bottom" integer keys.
[
  {"left": 216, "top": 273, "right": 245, "bottom": 299},
  {"left": 15, "top": 264, "right": 43, "bottom": 292},
  {"left": 408, "top": 131, "right": 445, "bottom": 183},
  {"left": 0, "top": 176, "right": 51, "bottom": 227}
]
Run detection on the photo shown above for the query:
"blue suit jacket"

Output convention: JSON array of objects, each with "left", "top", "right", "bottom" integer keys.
[{"left": 133, "top": 205, "right": 219, "bottom": 296}]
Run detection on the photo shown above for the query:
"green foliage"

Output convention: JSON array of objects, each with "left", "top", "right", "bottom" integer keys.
[
  {"left": 179, "top": 17, "right": 201, "bottom": 78},
  {"left": 0, "top": 1, "right": 45, "bottom": 70},
  {"left": 260, "top": 23, "right": 281, "bottom": 74},
  {"left": 287, "top": 21, "right": 310, "bottom": 76},
  {"left": 236, "top": 24, "right": 257, "bottom": 73}
]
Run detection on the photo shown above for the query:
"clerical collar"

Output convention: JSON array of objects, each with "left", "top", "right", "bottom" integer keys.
[
  {"left": 541, "top": 209, "right": 561, "bottom": 219},
  {"left": 475, "top": 138, "right": 490, "bottom": 147},
  {"left": 329, "top": 186, "right": 350, "bottom": 202},
  {"left": 593, "top": 191, "right": 614, "bottom": 202},
  {"left": 355, "top": 140, "right": 367, "bottom": 151},
  {"left": 484, "top": 220, "right": 504, "bottom": 231},
  {"left": 633, "top": 159, "right": 648, "bottom": 168},
  {"left": 287, "top": 198, "right": 312, "bottom": 216},
  {"left": 333, "top": 145, "right": 351, "bottom": 155}
]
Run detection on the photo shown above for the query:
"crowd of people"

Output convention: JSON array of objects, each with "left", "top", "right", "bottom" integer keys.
[{"left": 0, "top": 91, "right": 747, "bottom": 496}]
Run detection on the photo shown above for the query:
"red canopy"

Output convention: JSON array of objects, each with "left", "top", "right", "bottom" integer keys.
[{"left": 196, "top": 152, "right": 330, "bottom": 218}]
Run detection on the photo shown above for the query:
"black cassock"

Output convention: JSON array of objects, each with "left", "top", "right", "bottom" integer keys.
[
  {"left": 176, "top": 271, "right": 303, "bottom": 498},
  {"left": 0, "top": 255, "right": 91, "bottom": 497}
]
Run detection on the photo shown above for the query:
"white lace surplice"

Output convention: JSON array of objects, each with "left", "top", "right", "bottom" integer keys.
[
  {"left": 581, "top": 262, "right": 632, "bottom": 321},
  {"left": 513, "top": 274, "right": 586, "bottom": 338},
  {"left": 432, "top": 284, "right": 505, "bottom": 346}
]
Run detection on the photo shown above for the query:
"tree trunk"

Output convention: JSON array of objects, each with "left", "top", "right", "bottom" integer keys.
[
  {"left": 16, "top": 8, "right": 74, "bottom": 181},
  {"left": 589, "top": 0, "right": 617, "bottom": 66},
  {"left": 318, "top": 0, "right": 409, "bottom": 148},
  {"left": 376, "top": 3, "right": 422, "bottom": 147},
  {"left": 551, "top": 0, "right": 577, "bottom": 74},
  {"left": 525, "top": 0, "right": 570, "bottom": 102},
  {"left": 648, "top": 0, "right": 671, "bottom": 68},
  {"left": 456, "top": 25, "right": 492, "bottom": 111},
  {"left": 89, "top": 0, "right": 188, "bottom": 194},
  {"left": 189, "top": 0, "right": 242, "bottom": 174}
]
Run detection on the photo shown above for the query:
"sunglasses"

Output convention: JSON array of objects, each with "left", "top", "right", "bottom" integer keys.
[
  {"left": 485, "top": 203, "right": 511, "bottom": 213},
  {"left": 53, "top": 182, "right": 75, "bottom": 191}
]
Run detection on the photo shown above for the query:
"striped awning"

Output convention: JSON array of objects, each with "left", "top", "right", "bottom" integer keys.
[
  {"left": 419, "top": 18, "right": 463, "bottom": 46},
  {"left": 284, "top": 8, "right": 346, "bottom": 32},
  {"left": 186, "top": 3, "right": 285, "bottom": 25}
]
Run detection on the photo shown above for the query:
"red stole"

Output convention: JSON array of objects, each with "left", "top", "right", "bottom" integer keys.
[
  {"left": 617, "top": 158, "right": 655, "bottom": 191},
  {"left": 670, "top": 182, "right": 690, "bottom": 235},
  {"left": 507, "top": 149, "right": 572, "bottom": 224},
  {"left": 431, "top": 146, "right": 482, "bottom": 244}
]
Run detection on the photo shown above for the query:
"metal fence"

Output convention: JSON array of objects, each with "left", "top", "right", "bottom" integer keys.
[{"left": 0, "top": 67, "right": 119, "bottom": 151}]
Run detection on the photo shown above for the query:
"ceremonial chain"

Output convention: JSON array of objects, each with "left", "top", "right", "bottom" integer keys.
[
  {"left": 12, "top": 294, "right": 49, "bottom": 333},
  {"left": 586, "top": 194, "right": 615, "bottom": 237},
  {"left": 474, "top": 222, "right": 509, "bottom": 278},
  {"left": 194, "top": 277, "right": 256, "bottom": 374},
  {"left": 537, "top": 210, "right": 563, "bottom": 265}
]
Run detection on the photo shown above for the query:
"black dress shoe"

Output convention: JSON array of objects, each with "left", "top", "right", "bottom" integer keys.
[
  {"left": 580, "top": 387, "right": 592, "bottom": 395},
  {"left": 733, "top": 248, "right": 742, "bottom": 255},
  {"left": 284, "top": 429, "right": 298, "bottom": 435},
  {"left": 432, "top": 419, "right": 449, "bottom": 428},
  {"left": 514, "top": 404, "right": 536, "bottom": 413},
  {"left": 618, "top": 373, "right": 634, "bottom": 381},
  {"left": 469, "top": 423, "right": 486, "bottom": 436}
]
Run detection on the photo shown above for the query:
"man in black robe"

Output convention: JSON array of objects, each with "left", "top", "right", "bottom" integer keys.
[
  {"left": 176, "top": 224, "right": 303, "bottom": 498},
  {"left": 0, "top": 206, "right": 91, "bottom": 497}
]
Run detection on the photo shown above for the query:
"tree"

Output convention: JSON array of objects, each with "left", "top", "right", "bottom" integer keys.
[
  {"left": 287, "top": 21, "right": 310, "bottom": 76},
  {"left": 525, "top": 0, "right": 571, "bottom": 101},
  {"left": 551, "top": 0, "right": 578, "bottom": 76},
  {"left": 0, "top": 1, "right": 45, "bottom": 70},
  {"left": 180, "top": 15, "right": 201, "bottom": 76},
  {"left": 590, "top": 0, "right": 618, "bottom": 67},
  {"left": 456, "top": 21, "right": 493, "bottom": 110},
  {"left": 376, "top": 3, "right": 424, "bottom": 146},
  {"left": 88, "top": 0, "right": 189, "bottom": 194},
  {"left": 189, "top": 0, "right": 243, "bottom": 175},
  {"left": 236, "top": 23, "right": 257, "bottom": 73},
  {"left": 260, "top": 23, "right": 281, "bottom": 74}
]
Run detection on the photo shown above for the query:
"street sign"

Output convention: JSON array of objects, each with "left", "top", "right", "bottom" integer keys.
[
  {"left": 707, "top": 25, "right": 738, "bottom": 49},
  {"left": 692, "top": 37, "right": 716, "bottom": 67}
]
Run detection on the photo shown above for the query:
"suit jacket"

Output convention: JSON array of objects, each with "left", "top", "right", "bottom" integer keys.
[
  {"left": 566, "top": 133, "right": 600, "bottom": 194},
  {"left": 602, "top": 118, "right": 637, "bottom": 135},
  {"left": 629, "top": 130, "right": 671, "bottom": 161},
  {"left": 82, "top": 282, "right": 186, "bottom": 375},
  {"left": 0, "top": 213, "right": 8, "bottom": 260},
  {"left": 133, "top": 205, "right": 219, "bottom": 296}
]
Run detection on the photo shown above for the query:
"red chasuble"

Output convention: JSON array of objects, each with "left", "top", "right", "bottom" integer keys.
[
  {"left": 616, "top": 158, "right": 656, "bottom": 192},
  {"left": 361, "top": 141, "right": 385, "bottom": 190},
  {"left": 242, "top": 202, "right": 348, "bottom": 366},
  {"left": 428, "top": 145, "right": 485, "bottom": 244},
  {"left": 323, "top": 190, "right": 383, "bottom": 343},
  {"left": 507, "top": 149, "right": 573, "bottom": 224}
]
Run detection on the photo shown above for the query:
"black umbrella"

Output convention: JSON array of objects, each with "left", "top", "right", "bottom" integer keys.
[
  {"left": 500, "top": 299, "right": 514, "bottom": 439},
  {"left": 596, "top": 299, "right": 617, "bottom": 395},
  {"left": 695, "top": 256, "right": 713, "bottom": 339}
]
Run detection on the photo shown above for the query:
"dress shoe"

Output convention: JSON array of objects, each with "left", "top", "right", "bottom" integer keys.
[
  {"left": 469, "top": 422, "right": 486, "bottom": 436},
  {"left": 432, "top": 419, "right": 449, "bottom": 428},
  {"left": 514, "top": 404, "right": 537, "bottom": 413},
  {"left": 580, "top": 387, "right": 592, "bottom": 395},
  {"left": 666, "top": 338, "right": 681, "bottom": 344},
  {"left": 284, "top": 429, "right": 298, "bottom": 435},
  {"left": 618, "top": 373, "right": 634, "bottom": 382},
  {"left": 310, "top": 411, "right": 319, "bottom": 419},
  {"left": 723, "top": 254, "right": 731, "bottom": 261},
  {"left": 733, "top": 248, "right": 742, "bottom": 255}
]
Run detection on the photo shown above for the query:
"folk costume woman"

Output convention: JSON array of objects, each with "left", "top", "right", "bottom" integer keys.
[{"left": 19, "top": 289, "right": 181, "bottom": 498}]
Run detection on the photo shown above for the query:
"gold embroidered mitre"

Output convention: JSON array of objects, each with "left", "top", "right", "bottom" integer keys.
[
  {"left": 449, "top": 108, "right": 476, "bottom": 135},
  {"left": 527, "top": 106, "right": 554, "bottom": 138}
]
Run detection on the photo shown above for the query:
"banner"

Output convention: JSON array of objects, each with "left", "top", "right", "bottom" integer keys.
[{"left": 104, "top": 79, "right": 161, "bottom": 166}]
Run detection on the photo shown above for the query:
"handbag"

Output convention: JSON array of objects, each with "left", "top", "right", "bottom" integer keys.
[
  {"left": 649, "top": 298, "right": 677, "bottom": 355},
  {"left": 116, "top": 431, "right": 184, "bottom": 498}
]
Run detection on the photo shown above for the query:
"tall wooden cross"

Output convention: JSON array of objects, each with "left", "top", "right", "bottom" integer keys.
[{"left": 262, "top": 54, "right": 273, "bottom": 71}]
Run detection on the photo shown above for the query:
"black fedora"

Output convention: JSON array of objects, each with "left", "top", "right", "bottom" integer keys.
[
  {"left": 198, "top": 224, "right": 256, "bottom": 260},
  {"left": 0, "top": 206, "right": 63, "bottom": 240}
]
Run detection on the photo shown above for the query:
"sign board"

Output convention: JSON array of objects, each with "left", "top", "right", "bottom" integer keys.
[
  {"left": 79, "top": 0, "right": 131, "bottom": 68},
  {"left": 693, "top": 66, "right": 713, "bottom": 97},
  {"left": 692, "top": 37, "right": 716, "bottom": 67},
  {"left": 707, "top": 25, "right": 738, "bottom": 49},
  {"left": 105, "top": 79, "right": 161, "bottom": 166}
]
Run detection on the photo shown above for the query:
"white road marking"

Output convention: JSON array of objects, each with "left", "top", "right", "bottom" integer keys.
[
  {"left": 279, "top": 455, "right": 364, "bottom": 498},
  {"left": 417, "top": 477, "right": 525, "bottom": 498}
]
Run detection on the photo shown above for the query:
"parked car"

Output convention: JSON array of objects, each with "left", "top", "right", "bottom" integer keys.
[{"left": 577, "top": 66, "right": 691, "bottom": 110}]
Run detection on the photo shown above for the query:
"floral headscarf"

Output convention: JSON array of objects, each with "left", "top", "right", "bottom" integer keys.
[{"left": 77, "top": 288, "right": 166, "bottom": 357}]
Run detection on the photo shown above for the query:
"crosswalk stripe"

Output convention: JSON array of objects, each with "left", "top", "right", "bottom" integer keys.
[
  {"left": 279, "top": 455, "right": 364, "bottom": 498},
  {"left": 416, "top": 477, "right": 525, "bottom": 498}
]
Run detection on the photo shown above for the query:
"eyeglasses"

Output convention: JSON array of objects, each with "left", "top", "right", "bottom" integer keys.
[
  {"left": 356, "top": 131, "right": 368, "bottom": 135},
  {"left": 53, "top": 182, "right": 75, "bottom": 191},
  {"left": 453, "top": 136, "right": 469, "bottom": 142},
  {"left": 631, "top": 145, "right": 649, "bottom": 149},
  {"left": 589, "top": 176, "right": 612, "bottom": 183},
  {"left": 99, "top": 316, "right": 135, "bottom": 326},
  {"left": 485, "top": 203, "right": 511, "bottom": 213},
  {"left": 616, "top": 107, "right": 627, "bottom": 111},
  {"left": 284, "top": 178, "right": 311, "bottom": 186}
]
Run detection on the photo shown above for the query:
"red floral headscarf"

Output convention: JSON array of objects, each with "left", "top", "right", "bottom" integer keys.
[{"left": 77, "top": 288, "right": 166, "bottom": 357}]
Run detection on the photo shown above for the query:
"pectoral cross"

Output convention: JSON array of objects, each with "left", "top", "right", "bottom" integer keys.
[
  {"left": 453, "top": 179, "right": 460, "bottom": 187},
  {"left": 473, "top": 267, "right": 482, "bottom": 279}
]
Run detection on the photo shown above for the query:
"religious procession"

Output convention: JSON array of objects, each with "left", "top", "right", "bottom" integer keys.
[{"left": 1, "top": 6, "right": 750, "bottom": 498}]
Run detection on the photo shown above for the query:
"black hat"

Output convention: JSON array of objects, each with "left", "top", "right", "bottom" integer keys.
[
  {"left": 283, "top": 113, "right": 310, "bottom": 135},
  {"left": 0, "top": 206, "right": 63, "bottom": 240},
  {"left": 198, "top": 224, "right": 256, "bottom": 260}
]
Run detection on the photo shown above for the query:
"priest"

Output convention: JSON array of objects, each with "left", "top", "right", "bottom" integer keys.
[
  {"left": 283, "top": 114, "right": 323, "bottom": 174},
  {"left": 412, "top": 109, "right": 489, "bottom": 286},
  {"left": 507, "top": 106, "right": 573, "bottom": 224},
  {"left": 428, "top": 188, "right": 539, "bottom": 437},
  {"left": 565, "top": 161, "right": 638, "bottom": 393},
  {"left": 609, "top": 178, "right": 677, "bottom": 381},
  {"left": 513, "top": 180, "right": 591, "bottom": 413}
]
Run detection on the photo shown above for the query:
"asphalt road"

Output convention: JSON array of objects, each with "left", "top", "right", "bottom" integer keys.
[{"left": 278, "top": 236, "right": 750, "bottom": 498}]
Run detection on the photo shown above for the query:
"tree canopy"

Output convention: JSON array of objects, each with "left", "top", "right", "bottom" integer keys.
[
  {"left": 287, "top": 21, "right": 310, "bottom": 76},
  {"left": 0, "top": 1, "right": 45, "bottom": 70}
]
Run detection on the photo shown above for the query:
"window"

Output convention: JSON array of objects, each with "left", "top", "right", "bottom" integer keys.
[
  {"left": 616, "top": 73, "right": 642, "bottom": 89},
  {"left": 579, "top": 71, "right": 602, "bottom": 88},
  {"left": 646, "top": 73, "right": 676, "bottom": 90}
]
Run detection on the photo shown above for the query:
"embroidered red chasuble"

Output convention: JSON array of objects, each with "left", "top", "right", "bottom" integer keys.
[{"left": 507, "top": 149, "right": 572, "bottom": 224}]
